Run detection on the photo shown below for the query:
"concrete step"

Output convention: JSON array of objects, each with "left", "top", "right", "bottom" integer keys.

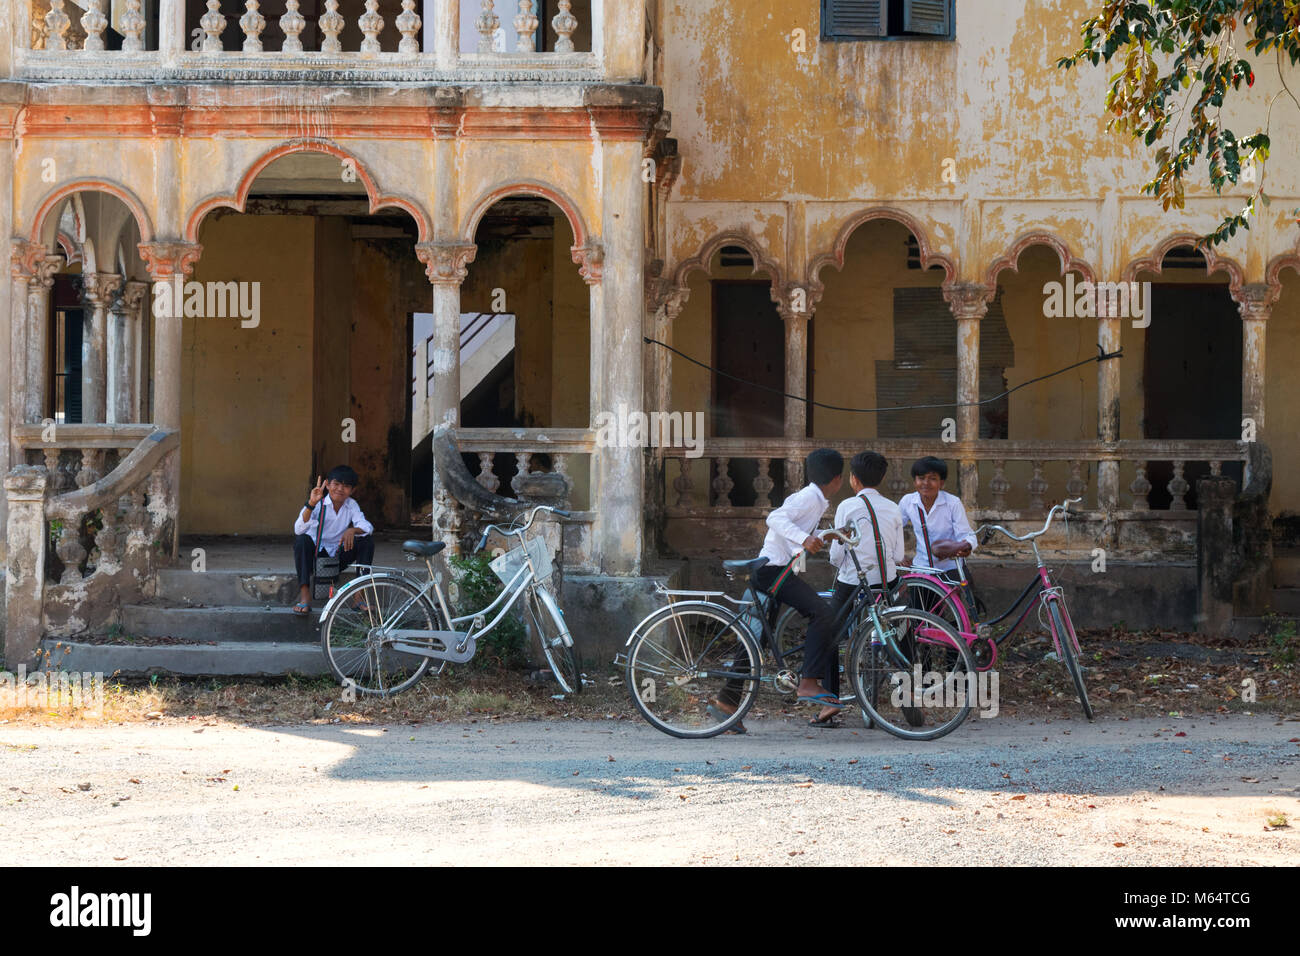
[
  {"left": 155, "top": 568, "right": 299, "bottom": 607},
  {"left": 1272, "top": 549, "right": 1300, "bottom": 588},
  {"left": 1265, "top": 588, "right": 1300, "bottom": 616},
  {"left": 122, "top": 604, "right": 320, "bottom": 643},
  {"left": 40, "top": 640, "right": 330, "bottom": 678}
]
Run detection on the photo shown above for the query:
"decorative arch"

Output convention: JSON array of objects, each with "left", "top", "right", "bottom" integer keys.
[
  {"left": 666, "top": 228, "right": 787, "bottom": 312},
  {"left": 1266, "top": 245, "right": 1300, "bottom": 290},
  {"left": 807, "top": 206, "right": 956, "bottom": 296},
  {"left": 29, "top": 179, "right": 154, "bottom": 252},
  {"left": 1121, "top": 233, "right": 1245, "bottom": 296},
  {"left": 459, "top": 180, "right": 591, "bottom": 249},
  {"left": 184, "top": 140, "right": 432, "bottom": 242},
  {"left": 984, "top": 231, "right": 1098, "bottom": 287}
]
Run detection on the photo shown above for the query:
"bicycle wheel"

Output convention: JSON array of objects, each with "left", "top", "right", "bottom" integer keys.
[
  {"left": 902, "top": 576, "right": 995, "bottom": 671},
  {"left": 525, "top": 585, "right": 581, "bottom": 695},
  {"left": 1047, "top": 598, "right": 1093, "bottom": 720},
  {"left": 625, "top": 603, "right": 761, "bottom": 738},
  {"left": 320, "top": 575, "right": 439, "bottom": 697},
  {"left": 849, "top": 607, "right": 976, "bottom": 741}
]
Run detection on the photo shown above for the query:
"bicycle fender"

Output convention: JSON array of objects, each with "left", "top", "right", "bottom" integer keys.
[
  {"left": 623, "top": 600, "right": 742, "bottom": 646},
  {"left": 318, "top": 572, "right": 411, "bottom": 621}
]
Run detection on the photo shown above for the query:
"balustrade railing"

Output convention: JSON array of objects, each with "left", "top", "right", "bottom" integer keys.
[
  {"left": 661, "top": 437, "right": 1251, "bottom": 555},
  {"left": 5, "top": 425, "right": 179, "bottom": 658},
  {"left": 21, "top": 0, "right": 597, "bottom": 79}
]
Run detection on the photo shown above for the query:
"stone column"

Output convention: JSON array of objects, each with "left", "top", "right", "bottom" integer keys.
[
  {"left": 574, "top": 239, "right": 605, "bottom": 436},
  {"left": 138, "top": 241, "right": 201, "bottom": 430},
  {"left": 1234, "top": 283, "right": 1276, "bottom": 434},
  {"left": 5, "top": 466, "right": 48, "bottom": 668},
  {"left": 120, "top": 280, "right": 149, "bottom": 423},
  {"left": 943, "top": 282, "right": 993, "bottom": 507},
  {"left": 777, "top": 286, "right": 812, "bottom": 442},
  {"left": 414, "top": 240, "right": 477, "bottom": 552},
  {"left": 430, "top": 0, "right": 459, "bottom": 64},
  {"left": 1096, "top": 289, "right": 1123, "bottom": 514},
  {"left": 138, "top": 241, "right": 201, "bottom": 559},
  {"left": 592, "top": 138, "right": 645, "bottom": 575},
  {"left": 9, "top": 241, "right": 45, "bottom": 464},
  {"left": 158, "top": 0, "right": 185, "bottom": 63},
  {"left": 79, "top": 272, "right": 122, "bottom": 423},
  {"left": 24, "top": 253, "right": 62, "bottom": 426}
]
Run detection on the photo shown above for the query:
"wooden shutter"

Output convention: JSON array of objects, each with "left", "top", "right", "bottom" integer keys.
[
  {"left": 823, "top": 0, "right": 886, "bottom": 39},
  {"left": 903, "top": 0, "right": 951, "bottom": 35}
]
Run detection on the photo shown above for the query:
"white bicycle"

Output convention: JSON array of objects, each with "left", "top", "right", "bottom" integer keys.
[{"left": 317, "top": 504, "right": 581, "bottom": 697}]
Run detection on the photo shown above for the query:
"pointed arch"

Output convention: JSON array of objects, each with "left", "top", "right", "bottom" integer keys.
[
  {"left": 184, "top": 140, "right": 432, "bottom": 242},
  {"left": 807, "top": 207, "right": 956, "bottom": 297},
  {"left": 459, "top": 180, "right": 591, "bottom": 250},
  {"left": 1122, "top": 233, "right": 1245, "bottom": 295},
  {"left": 984, "top": 231, "right": 1097, "bottom": 287}
]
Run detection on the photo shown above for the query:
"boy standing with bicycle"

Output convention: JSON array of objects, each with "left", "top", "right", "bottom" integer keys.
[
  {"left": 899, "top": 456, "right": 976, "bottom": 584},
  {"left": 726, "top": 449, "right": 845, "bottom": 724}
]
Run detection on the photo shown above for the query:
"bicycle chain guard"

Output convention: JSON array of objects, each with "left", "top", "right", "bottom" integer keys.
[{"left": 388, "top": 629, "right": 476, "bottom": 664}]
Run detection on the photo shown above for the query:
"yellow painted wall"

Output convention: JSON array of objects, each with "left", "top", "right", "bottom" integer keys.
[{"left": 182, "top": 213, "right": 315, "bottom": 533}]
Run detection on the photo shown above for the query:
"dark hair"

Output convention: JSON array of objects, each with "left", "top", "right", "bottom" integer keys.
[
  {"left": 327, "top": 465, "right": 360, "bottom": 487},
  {"left": 911, "top": 456, "right": 948, "bottom": 481},
  {"left": 805, "top": 448, "right": 844, "bottom": 487},
  {"left": 851, "top": 451, "right": 888, "bottom": 488}
]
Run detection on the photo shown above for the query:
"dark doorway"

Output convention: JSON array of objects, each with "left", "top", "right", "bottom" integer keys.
[
  {"left": 1143, "top": 283, "right": 1243, "bottom": 508},
  {"left": 711, "top": 280, "right": 786, "bottom": 506}
]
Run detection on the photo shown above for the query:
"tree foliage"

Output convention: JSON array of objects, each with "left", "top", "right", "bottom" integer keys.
[{"left": 1059, "top": 1, "right": 1300, "bottom": 246}]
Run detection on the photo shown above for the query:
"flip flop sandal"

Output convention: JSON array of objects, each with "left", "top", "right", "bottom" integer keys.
[
  {"left": 796, "top": 693, "right": 844, "bottom": 710},
  {"left": 292, "top": 602, "right": 311, "bottom": 616}
]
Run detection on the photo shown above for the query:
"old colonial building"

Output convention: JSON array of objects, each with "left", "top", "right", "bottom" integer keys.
[{"left": 2, "top": 0, "right": 1296, "bottom": 670}]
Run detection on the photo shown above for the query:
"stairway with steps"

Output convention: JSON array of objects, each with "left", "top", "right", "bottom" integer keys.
[
  {"left": 40, "top": 535, "right": 434, "bottom": 677},
  {"left": 1266, "top": 548, "right": 1300, "bottom": 616}
]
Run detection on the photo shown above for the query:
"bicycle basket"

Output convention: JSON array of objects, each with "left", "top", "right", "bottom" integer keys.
[{"left": 489, "top": 534, "right": 553, "bottom": 585}]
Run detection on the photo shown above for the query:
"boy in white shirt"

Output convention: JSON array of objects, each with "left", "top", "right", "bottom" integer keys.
[
  {"left": 292, "top": 465, "right": 374, "bottom": 614},
  {"left": 731, "top": 448, "right": 845, "bottom": 722},
  {"left": 897, "top": 456, "right": 977, "bottom": 583},
  {"left": 820, "top": 451, "right": 905, "bottom": 718}
]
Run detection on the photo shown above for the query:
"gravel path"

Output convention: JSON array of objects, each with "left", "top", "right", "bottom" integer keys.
[{"left": 2, "top": 714, "right": 1297, "bottom": 865}]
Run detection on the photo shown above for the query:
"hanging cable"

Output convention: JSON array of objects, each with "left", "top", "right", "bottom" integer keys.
[{"left": 644, "top": 338, "right": 1122, "bottom": 415}]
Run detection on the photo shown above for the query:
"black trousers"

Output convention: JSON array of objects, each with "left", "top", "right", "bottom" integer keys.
[
  {"left": 293, "top": 533, "right": 374, "bottom": 588},
  {"left": 823, "top": 577, "right": 899, "bottom": 698},
  {"left": 753, "top": 564, "right": 837, "bottom": 689}
]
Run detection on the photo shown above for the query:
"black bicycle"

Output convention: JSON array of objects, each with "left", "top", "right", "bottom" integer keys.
[{"left": 617, "top": 527, "right": 975, "bottom": 739}]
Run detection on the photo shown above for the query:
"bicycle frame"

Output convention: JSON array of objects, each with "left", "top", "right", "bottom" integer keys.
[{"left": 322, "top": 535, "right": 548, "bottom": 665}]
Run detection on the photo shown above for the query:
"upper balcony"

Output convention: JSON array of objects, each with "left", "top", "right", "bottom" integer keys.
[{"left": 11, "top": 0, "right": 644, "bottom": 84}]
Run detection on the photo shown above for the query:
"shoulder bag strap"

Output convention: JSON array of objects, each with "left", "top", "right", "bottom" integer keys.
[
  {"left": 857, "top": 491, "right": 890, "bottom": 590},
  {"left": 916, "top": 499, "right": 936, "bottom": 567}
]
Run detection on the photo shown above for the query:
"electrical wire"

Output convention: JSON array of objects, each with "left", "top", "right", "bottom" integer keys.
[{"left": 644, "top": 337, "right": 1122, "bottom": 415}]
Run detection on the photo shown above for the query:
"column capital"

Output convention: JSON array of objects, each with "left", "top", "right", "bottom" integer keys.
[
  {"left": 775, "top": 282, "right": 818, "bottom": 323},
  {"left": 415, "top": 241, "right": 477, "bottom": 286},
  {"left": 118, "top": 279, "right": 150, "bottom": 312},
  {"left": 138, "top": 240, "right": 202, "bottom": 279},
  {"left": 80, "top": 272, "right": 125, "bottom": 308},
  {"left": 1233, "top": 281, "right": 1279, "bottom": 321},
  {"left": 10, "top": 239, "right": 49, "bottom": 279},
  {"left": 31, "top": 254, "right": 63, "bottom": 289},
  {"left": 571, "top": 240, "right": 604, "bottom": 286},
  {"left": 942, "top": 281, "right": 994, "bottom": 320}
]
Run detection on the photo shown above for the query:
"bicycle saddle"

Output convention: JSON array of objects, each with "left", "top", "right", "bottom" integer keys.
[
  {"left": 402, "top": 540, "right": 447, "bottom": 556},
  {"left": 722, "top": 557, "right": 768, "bottom": 574}
]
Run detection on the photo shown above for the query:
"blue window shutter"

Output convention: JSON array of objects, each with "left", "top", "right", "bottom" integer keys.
[
  {"left": 903, "top": 0, "right": 951, "bottom": 35},
  {"left": 822, "top": 0, "right": 886, "bottom": 39}
]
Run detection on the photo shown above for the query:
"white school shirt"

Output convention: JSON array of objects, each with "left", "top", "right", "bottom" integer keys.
[
  {"left": 759, "top": 483, "right": 829, "bottom": 567},
  {"left": 829, "top": 488, "right": 905, "bottom": 587},
  {"left": 898, "top": 490, "right": 977, "bottom": 572},
  {"left": 294, "top": 496, "right": 374, "bottom": 557}
]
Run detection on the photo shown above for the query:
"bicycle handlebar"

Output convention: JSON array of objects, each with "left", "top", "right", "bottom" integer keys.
[
  {"left": 975, "top": 497, "right": 1082, "bottom": 543},
  {"left": 817, "top": 525, "right": 860, "bottom": 548},
  {"left": 473, "top": 504, "right": 569, "bottom": 553}
]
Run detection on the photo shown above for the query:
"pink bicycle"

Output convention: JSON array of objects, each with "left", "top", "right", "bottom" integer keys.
[{"left": 899, "top": 498, "right": 1093, "bottom": 720}]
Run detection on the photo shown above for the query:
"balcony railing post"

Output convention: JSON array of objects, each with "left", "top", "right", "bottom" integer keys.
[
  {"left": 159, "top": 0, "right": 185, "bottom": 62},
  {"left": 430, "top": 0, "right": 459, "bottom": 64}
]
